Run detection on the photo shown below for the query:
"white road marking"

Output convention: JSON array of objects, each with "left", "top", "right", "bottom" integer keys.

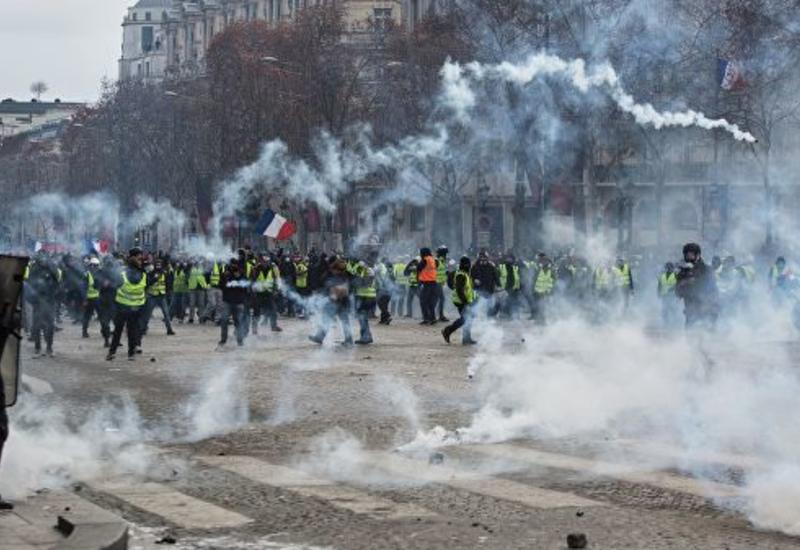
[
  {"left": 360, "top": 451, "right": 603, "bottom": 509},
  {"left": 20, "top": 374, "right": 54, "bottom": 395},
  {"left": 91, "top": 479, "right": 253, "bottom": 529},
  {"left": 465, "top": 443, "right": 743, "bottom": 499},
  {"left": 614, "top": 438, "right": 766, "bottom": 470},
  {"left": 199, "top": 455, "right": 435, "bottom": 520}
]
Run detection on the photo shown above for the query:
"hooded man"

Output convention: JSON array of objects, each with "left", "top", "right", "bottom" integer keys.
[{"left": 675, "top": 243, "right": 718, "bottom": 328}]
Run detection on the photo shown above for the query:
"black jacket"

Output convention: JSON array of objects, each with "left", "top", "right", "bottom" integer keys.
[{"left": 471, "top": 261, "right": 499, "bottom": 294}]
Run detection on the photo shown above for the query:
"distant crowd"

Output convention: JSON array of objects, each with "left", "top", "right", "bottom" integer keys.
[{"left": 21, "top": 243, "right": 797, "bottom": 357}]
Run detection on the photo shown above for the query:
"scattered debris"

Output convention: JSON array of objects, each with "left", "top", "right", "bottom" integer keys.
[
  {"left": 63, "top": 506, "right": 71, "bottom": 512},
  {"left": 567, "top": 533, "right": 588, "bottom": 549},
  {"left": 428, "top": 452, "right": 445, "bottom": 465},
  {"left": 312, "top": 410, "right": 318, "bottom": 415},
  {"left": 217, "top": 452, "right": 227, "bottom": 456},
  {"left": 150, "top": 357, "right": 157, "bottom": 363},
  {"left": 576, "top": 510, "right": 584, "bottom": 517},
  {"left": 155, "top": 535, "right": 177, "bottom": 545}
]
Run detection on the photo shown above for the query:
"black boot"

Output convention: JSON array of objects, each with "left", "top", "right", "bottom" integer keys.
[{"left": 441, "top": 327, "right": 452, "bottom": 344}]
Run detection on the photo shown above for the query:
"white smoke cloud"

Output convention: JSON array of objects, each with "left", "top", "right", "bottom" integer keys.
[
  {"left": 0, "top": 368, "right": 248, "bottom": 498},
  {"left": 400, "top": 310, "right": 800, "bottom": 536}
]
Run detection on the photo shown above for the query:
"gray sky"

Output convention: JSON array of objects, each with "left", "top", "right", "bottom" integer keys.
[{"left": 0, "top": 0, "right": 131, "bottom": 103}]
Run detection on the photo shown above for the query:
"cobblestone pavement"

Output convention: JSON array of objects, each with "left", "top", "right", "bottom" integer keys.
[{"left": 7, "top": 314, "right": 800, "bottom": 550}]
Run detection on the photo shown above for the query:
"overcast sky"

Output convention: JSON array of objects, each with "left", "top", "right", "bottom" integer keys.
[{"left": 0, "top": 0, "right": 132, "bottom": 103}]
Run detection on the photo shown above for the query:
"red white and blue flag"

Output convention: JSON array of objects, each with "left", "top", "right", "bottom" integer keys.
[
  {"left": 255, "top": 209, "right": 296, "bottom": 240},
  {"left": 717, "top": 58, "right": 746, "bottom": 91},
  {"left": 92, "top": 239, "right": 111, "bottom": 255}
]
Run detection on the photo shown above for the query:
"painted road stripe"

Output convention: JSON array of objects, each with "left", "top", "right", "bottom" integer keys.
[
  {"left": 615, "top": 439, "right": 765, "bottom": 471},
  {"left": 92, "top": 479, "right": 253, "bottom": 529},
  {"left": 465, "top": 443, "right": 743, "bottom": 499},
  {"left": 199, "top": 455, "right": 435, "bottom": 520},
  {"left": 361, "top": 451, "right": 602, "bottom": 509}
]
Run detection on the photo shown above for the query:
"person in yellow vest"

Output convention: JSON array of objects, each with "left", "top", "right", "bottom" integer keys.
[
  {"left": 140, "top": 257, "right": 176, "bottom": 337},
  {"left": 294, "top": 255, "right": 310, "bottom": 319},
  {"left": 187, "top": 258, "right": 209, "bottom": 323},
  {"left": 353, "top": 259, "right": 377, "bottom": 344},
  {"left": 391, "top": 257, "right": 408, "bottom": 317},
  {"left": 593, "top": 262, "right": 613, "bottom": 300},
  {"left": 81, "top": 257, "right": 101, "bottom": 339},
  {"left": 435, "top": 246, "right": 450, "bottom": 322},
  {"left": 170, "top": 260, "right": 189, "bottom": 323},
  {"left": 251, "top": 255, "right": 282, "bottom": 334},
  {"left": 442, "top": 256, "right": 477, "bottom": 345},
  {"left": 612, "top": 256, "right": 634, "bottom": 310},
  {"left": 657, "top": 262, "right": 678, "bottom": 326},
  {"left": 107, "top": 248, "right": 146, "bottom": 361},
  {"left": 202, "top": 256, "right": 223, "bottom": 323},
  {"left": 531, "top": 254, "right": 555, "bottom": 324}
]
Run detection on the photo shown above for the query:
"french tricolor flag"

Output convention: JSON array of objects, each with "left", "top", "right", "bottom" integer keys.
[
  {"left": 717, "top": 58, "right": 746, "bottom": 91},
  {"left": 92, "top": 239, "right": 111, "bottom": 255},
  {"left": 255, "top": 209, "right": 297, "bottom": 240}
]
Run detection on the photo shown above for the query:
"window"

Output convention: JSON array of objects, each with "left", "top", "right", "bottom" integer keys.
[
  {"left": 141, "top": 26, "right": 154, "bottom": 51},
  {"left": 145, "top": 11, "right": 151, "bottom": 21},
  {"left": 145, "top": 61, "right": 150, "bottom": 76},
  {"left": 410, "top": 207, "right": 426, "bottom": 231},
  {"left": 137, "top": 63, "right": 142, "bottom": 77},
  {"left": 373, "top": 8, "right": 392, "bottom": 31},
  {"left": 132, "top": 12, "right": 137, "bottom": 21}
]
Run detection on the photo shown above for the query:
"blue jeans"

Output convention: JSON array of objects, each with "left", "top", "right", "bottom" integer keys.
[
  {"left": 220, "top": 302, "right": 247, "bottom": 345},
  {"left": 356, "top": 297, "right": 375, "bottom": 342}
]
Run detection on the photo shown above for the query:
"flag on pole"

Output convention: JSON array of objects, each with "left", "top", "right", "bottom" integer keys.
[
  {"left": 717, "top": 58, "right": 746, "bottom": 91},
  {"left": 93, "top": 239, "right": 110, "bottom": 255},
  {"left": 254, "top": 209, "right": 296, "bottom": 240}
]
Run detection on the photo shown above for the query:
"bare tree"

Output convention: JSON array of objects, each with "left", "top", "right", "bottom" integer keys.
[{"left": 30, "top": 81, "right": 48, "bottom": 101}]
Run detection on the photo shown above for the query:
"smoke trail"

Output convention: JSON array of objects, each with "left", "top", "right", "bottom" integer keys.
[{"left": 441, "top": 52, "right": 756, "bottom": 143}]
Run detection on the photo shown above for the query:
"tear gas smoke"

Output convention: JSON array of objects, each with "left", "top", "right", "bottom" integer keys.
[
  {"left": 398, "top": 311, "right": 800, "bottom": 536},
  {"left": 180, "top": 366, "right": 250, "bottom": 442},
  {"left": 127, "top": 195, "right": 187, "bottom": 235},
  {"left": 0, "top": 368, "right": 248, "bottom": 498},
  {"left": 374, "top": 374, "right": 421, "bottom": 436},
  {"left": 441, "top": 53, "right": 756, "bottom": 143}
]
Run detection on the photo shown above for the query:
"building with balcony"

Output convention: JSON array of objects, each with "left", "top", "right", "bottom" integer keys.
[{"left": 119, "top": 0, "right": 411, "bottom": 82}]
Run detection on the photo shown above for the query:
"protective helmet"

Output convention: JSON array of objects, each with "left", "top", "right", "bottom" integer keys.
[{"left": 437, "top": 245, "right": 448, "bottom": 256}]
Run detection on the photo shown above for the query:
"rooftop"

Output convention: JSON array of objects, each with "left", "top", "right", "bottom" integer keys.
[
  {"left": 133, "top": 0, "right": 174, "bottom": 8},
  {"left": 0, "top": 101, "right": 83, "bottom": 115}
]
